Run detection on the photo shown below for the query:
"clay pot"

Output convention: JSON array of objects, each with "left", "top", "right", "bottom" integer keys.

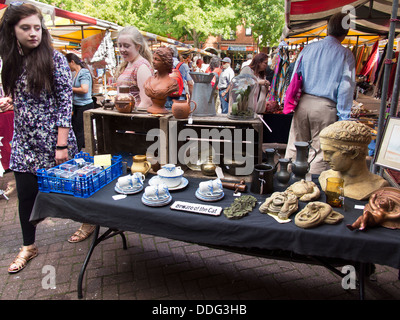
[
  {"left": 101, "top": 98, "right": 114, "bottom": 110},
  {"left": 172, "top": 100, "right": 197, "bottom": 119}
]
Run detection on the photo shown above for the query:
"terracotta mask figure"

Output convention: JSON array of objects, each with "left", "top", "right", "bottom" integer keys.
[
  {"left": 347, "top": 187, "right": 400, "bottom": 231},
  {"left": 319, "top": 121, "right": 388, "bottom": 200}
]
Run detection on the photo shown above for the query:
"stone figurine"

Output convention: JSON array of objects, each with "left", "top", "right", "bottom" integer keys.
[
  {"left": 319, "top": 121, "right": 388, "bottom": 200},
  {"left": 295, "top": 202, "right": 344, "bottom": 229},
  {"left": 347, "top": 187, "right": 400, "bottom": 231},
  {"left": 144, "top": 47, "right": 179, "bottom": 114},
  {"left": 286, "top": 180, "right": 320, "bottom": 202},
  {"left": 259, "top": 191, "right": 298, "bottom": 220}
]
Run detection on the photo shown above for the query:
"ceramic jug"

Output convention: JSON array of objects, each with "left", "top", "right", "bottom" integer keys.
[
  {"left": 291, "top": 141, "right": 317, "bottom": 180},
  {"left": 131, "top": 155, "right": 151, "bottom": 175},
  {"left": 276, "top": 158, "right": 291, "bottom": 186},
  {"left": 190, "top": 72, "right": 219, "bottom": 116},
  {"left": 264, "top": 148, "right": 279, "bottom": 173},
  {"left": 250, "top": 164, "right": 274, "bottom": 195},
  {"left": 172, "top": 100, "right": 197, "bottom": 119}
]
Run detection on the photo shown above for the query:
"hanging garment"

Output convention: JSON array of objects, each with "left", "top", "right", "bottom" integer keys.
[
  {"left": 360, "top": 41, "right": 379, "bottom": 81},
  {"left": 387, "top": 51, "right": 399, "bottom": 100}
]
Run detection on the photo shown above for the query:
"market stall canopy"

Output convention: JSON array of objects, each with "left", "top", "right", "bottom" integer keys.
[
  {"left": 282, "top": 0, "right": 400, "bottom": 45},
  {"left": 141, "top": 30, "right": 213, "bottom": 56},
  {"left": 0, "top": 0, "right": 122, "bottom": 49},
  {"left": 0, "top": 0, "right": 212, "bottom": 55}
]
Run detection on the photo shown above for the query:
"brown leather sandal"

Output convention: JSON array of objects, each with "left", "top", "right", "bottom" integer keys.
[
  {"left": 68, "top": 224, "right": 96, "bottom": 243},
  {"left": 8, "top": 245, "right": 38, "bottom": 273}
]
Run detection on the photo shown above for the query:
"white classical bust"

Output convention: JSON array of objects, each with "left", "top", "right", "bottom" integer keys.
[{"left": 318, "top": 121, "right": 388, "bottom": 200}]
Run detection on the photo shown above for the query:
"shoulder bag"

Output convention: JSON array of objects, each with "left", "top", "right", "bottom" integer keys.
[{"left": 283, "top": 57, "right": 303, "bottom": 114}]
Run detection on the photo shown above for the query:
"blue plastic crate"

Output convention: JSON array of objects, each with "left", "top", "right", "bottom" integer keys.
[{"left": 37, "top": 152, "right": 122, "bottom": 198}]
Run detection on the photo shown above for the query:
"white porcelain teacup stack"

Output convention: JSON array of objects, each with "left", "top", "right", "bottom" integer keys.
[
  {"left": 195, "top": 178, "right": 224, "bottom": 201},
  {"left": 115, "top": 172, "right": 145, "bottom": 194}
]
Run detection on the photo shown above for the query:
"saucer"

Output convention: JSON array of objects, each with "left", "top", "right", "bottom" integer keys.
[
  {"left": 114, "top": 183, "right": 143, "bottom": 195},
  {"left": 195, "top": 189, "right": 224, "bottom": 202},
  {"left": 141, "top": 194, "right": 172, "bottom": 207},
  {"left": 149, "top": 176, "right": 188, "bottom": 190}
]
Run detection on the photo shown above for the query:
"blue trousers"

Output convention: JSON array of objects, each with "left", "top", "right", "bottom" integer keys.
[{"left": 219, "top": 90, "right": 229, "bottom": 114}]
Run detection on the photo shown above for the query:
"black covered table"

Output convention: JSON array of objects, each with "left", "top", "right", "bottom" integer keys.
[{"left": 31, "top": 175, "right": 400, "bottom": 299}]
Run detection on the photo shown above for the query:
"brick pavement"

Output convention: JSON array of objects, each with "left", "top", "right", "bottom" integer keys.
[{"left": 1, "top": 171, "right": 400, "bottom": 301}]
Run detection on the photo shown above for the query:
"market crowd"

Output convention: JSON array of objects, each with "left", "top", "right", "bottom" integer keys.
[{"left": 0, "top": 2, "right": 357, "bottom": 275}]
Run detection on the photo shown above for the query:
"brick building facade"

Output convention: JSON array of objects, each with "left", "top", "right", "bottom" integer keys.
[{"left": 185, "top": 25, "right": 260, "bottom": 74}]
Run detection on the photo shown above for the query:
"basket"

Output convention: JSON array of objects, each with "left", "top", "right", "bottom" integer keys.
[{"left": 37, "top": 152, "right": 122, "bottom": 198}]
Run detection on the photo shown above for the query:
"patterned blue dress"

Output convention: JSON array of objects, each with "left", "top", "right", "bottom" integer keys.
[{"left": 9, "top": 50, "right": 78, "bottom": 174}]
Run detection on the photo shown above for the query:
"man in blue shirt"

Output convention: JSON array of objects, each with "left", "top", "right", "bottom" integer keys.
[
  {"left": 180, "top": 52, "right": 194, "bottom": 97},
  {"left": 285, "top": 12, "right": 356, "bottom": 174}
]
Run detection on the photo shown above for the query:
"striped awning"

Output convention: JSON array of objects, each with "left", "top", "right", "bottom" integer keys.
[{"left": 282, "top": 0, "right": 400, "bottom": 45}]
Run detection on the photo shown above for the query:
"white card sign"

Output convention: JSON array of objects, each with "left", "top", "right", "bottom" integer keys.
[{"left": 170, "top": 201, "right": 222, "bottom": 216}]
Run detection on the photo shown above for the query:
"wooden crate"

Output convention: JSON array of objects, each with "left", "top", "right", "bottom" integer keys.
[{"left": 83, "top": 108, "right": 170, "bottom": 164}]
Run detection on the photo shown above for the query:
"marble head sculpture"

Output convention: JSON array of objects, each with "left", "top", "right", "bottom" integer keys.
[{"left": 318, "top": 121, "right": 388, "bottom": 200}]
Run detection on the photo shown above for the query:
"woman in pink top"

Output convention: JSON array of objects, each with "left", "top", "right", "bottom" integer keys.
[{"left": 115, "top": 26, "right": 153, "bottom": 111}]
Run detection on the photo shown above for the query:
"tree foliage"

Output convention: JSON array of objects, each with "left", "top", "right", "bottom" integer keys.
[
  {"left": 145, "top": 0, "right": 239, "bottom": 47},
  {"left": 238, "top": 0, "right": 285, "bottom": 47},
  {"left": 41, "top": 0, "right": 284, "bottom": 48}
]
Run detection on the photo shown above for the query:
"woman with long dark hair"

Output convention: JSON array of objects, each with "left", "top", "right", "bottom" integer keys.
[{"left": 0, "top": 3, "right": 77, "bottom": 273}]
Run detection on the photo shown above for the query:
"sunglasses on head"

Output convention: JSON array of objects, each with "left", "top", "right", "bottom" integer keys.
[{"left": 9, "top": 1, "right": 25, "bottom": 6}]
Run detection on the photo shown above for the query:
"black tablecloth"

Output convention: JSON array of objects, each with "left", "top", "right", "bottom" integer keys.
[{"left": 31, "top": 175, "right": 400, "bottom": 269}]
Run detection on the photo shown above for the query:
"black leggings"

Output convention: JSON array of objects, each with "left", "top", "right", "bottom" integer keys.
[
  {"left": 72, "top": 102, "right": 93, "bottom": 151},
  {"left": 14, "top": 171, "right": 38, "bottom": 246}
]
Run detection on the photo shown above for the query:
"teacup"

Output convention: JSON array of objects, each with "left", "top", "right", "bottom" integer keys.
[
  {"left": 157, "top": 165, "right": 184, "bottom": 188},
  {"left": 199, "top": 178, "right": 223, "bottom": 196},
  {"left": 144, "top": 183, "right": 170, "bottom": 201},
  {"left": 160, "top": 164, "right": 181, "bottom": 176},
  {"left": 118, "top": 172, "right": 145, "bottom": 189}
]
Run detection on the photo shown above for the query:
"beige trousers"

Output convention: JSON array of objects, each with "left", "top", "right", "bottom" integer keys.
[{"left": 285, "top": 93, "right": 337, "bottom": 174}]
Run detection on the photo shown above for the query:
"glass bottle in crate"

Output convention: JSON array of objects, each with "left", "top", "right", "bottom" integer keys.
[{"left": 227, "top": 74, "right": 258, "bottom": 120}]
